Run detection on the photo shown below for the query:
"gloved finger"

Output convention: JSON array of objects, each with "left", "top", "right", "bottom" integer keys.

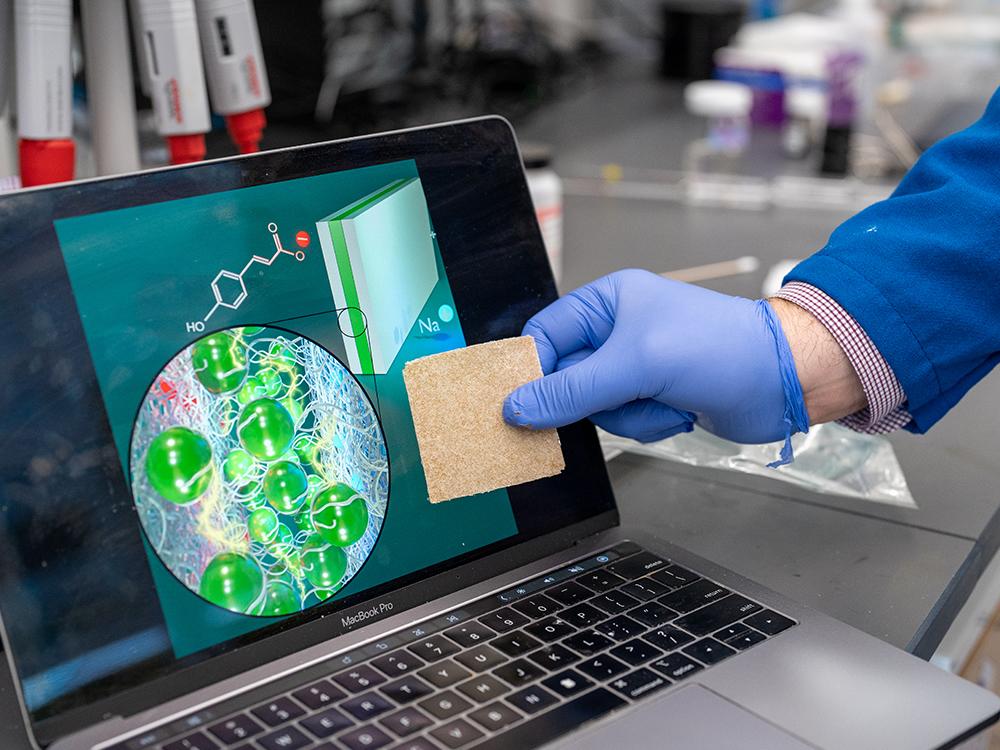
[
  {"left": 503, "top": 344, "right": 636, "bottom": 429},
  {"left": 522, "top": 281, "right": 615, "bottom": 374},
  {"left": 554, "top": 348, "right": 594, "bottom": 371},
  {"left": 590, "top": 400, "right": 695, "bottom": 444}
]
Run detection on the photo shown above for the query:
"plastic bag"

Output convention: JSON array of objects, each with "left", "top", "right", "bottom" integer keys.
[{"left": 599, "top": 422, "right": 916, "bottom": 508}]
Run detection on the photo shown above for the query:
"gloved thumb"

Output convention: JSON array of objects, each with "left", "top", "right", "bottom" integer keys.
[{"left": 503, "top": 346, "right": 632, "bottom": 430}]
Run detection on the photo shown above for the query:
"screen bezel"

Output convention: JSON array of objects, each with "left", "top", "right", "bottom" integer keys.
[{"left": 0, "top": 116, "right": 619, "bottom": 746}]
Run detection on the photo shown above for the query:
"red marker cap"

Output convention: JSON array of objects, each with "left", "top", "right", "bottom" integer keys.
[
  {"left": 167, "top": 134, "right": 207, "bottom": 165},
  {"left": 19, "top": 138, "right": 75, "bottom": 187},
  {"left": 225, "top": 109, "right": 266, "bottom": 154}
]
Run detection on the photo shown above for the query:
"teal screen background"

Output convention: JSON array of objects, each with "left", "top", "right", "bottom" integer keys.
[{"left": 53, "top": 159, "right": 519, "bottom": 657}]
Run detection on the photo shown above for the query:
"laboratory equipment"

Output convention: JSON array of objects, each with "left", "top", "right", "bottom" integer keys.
[{"left": 195, "top": 0, "right": 271, "bottom": 154}]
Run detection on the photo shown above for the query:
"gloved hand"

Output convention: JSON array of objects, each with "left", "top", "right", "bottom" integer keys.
[{"left": 502, "top": 269, "right": 809, "bottom": 464}]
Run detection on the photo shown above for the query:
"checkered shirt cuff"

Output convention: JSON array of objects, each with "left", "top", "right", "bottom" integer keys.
[{"left": 773, "top": 281, "right": 911, "bottom": 434}]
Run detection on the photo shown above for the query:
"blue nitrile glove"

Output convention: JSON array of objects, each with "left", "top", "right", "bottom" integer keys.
[{"left": 503, "top": 269, "right": 809, "bottom": 466}]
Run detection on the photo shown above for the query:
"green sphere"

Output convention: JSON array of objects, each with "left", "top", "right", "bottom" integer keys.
[
  {"left": 301, "top": 535, "right": 347, "bottom": 591},
  {"left": 311, "top": 483, "right": 369, "bottom": 547},
  {"left": 268, "top": 522, "right": 297, "bottom": 553},
  {"left": 247, "top": 507, "right": 279, "bottom": 544},
  {"left": 223, "top": 448, "right": 255, "bottom": 485},
  {"left": 238, "top": 398, "right": 295, "bottom": 461},
  {"left": 236, "top": 376, "right": 263, "bottom": 406},
  {"left": 253, "top": 580, "right": 300, "bottom": 615},
  {"left": 295, "top": 507, "right": 316, "bottom": 535},
  {"left": 293, "top": 435, "right": 319, "bottom": 469},
  {"left": 145, "top": 426, "right": 213, "bottom": 504},
  {"left": 191, "top": 331, "right": 247, "bottom": 394},
  {"left": 241, "top": 326, "right": 264, "bottom": 336},
  {"left": 240, "top": 491, "right": 268, "bottom": 511},
  {"left": 198, "top": 552, "right": 263, "bottom": 613},
  {"left": 262, "top": 460, "right": 309, "bottom": 513},
  {"left": 257, "top": 367, "right": 286, "bottom": 399}
]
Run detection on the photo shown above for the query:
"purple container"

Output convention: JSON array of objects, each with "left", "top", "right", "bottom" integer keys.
[{"left": 716, "top": 65, "right": 786, "bottom": 127}]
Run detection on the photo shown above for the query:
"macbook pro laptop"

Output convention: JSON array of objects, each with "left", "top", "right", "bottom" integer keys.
[{"left": 0, "top": 117, "right": 996, "bottom": 750}]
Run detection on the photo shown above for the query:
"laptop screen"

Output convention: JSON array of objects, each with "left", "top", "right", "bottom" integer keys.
[{"left": 0, "top": 119, "right": 615, "bottom": 735}]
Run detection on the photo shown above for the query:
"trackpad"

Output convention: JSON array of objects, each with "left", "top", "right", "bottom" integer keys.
[{"left": 553, "top": 685, "right": 814, "bottom": 749}]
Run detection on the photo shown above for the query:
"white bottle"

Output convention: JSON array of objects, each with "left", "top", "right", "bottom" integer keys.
[
  {"left": 135, "top": 0, "right": 212, "bottom": 164},
  {"left": 522, "top": 144, "right": 564, "bottom": 287},
  {"left": 14, "top": 0, "right": 74, "bottom": 185},
  {"left": 195, "top": 0, "right": 271, "bottom": 153}
]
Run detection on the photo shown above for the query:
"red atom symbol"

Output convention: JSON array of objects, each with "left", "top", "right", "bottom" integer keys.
[{"left": 295, "top": 230, "right": 310, "bottom": 248}]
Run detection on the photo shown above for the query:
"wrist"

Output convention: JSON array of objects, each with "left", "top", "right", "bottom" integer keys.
[{"left": 767, "top": 297, "right": 867, "bottom": 425}]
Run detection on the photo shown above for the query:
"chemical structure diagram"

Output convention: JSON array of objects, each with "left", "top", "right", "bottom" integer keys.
[{"left": 188, "top": 223, "right": 306, "bottom": 333}]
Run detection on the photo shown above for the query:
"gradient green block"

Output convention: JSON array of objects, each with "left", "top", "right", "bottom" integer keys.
[{"left": 315, "top": 177, "right": 439, "bottom": 375}]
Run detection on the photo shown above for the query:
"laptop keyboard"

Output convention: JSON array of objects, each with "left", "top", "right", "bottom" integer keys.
[{"left": 117, "top": 542, "right": 796, "bottom": 750}]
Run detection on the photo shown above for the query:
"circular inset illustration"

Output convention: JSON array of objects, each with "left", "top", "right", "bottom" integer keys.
[{"left": 129, "top": 326, "right": 389, "bottom": 616}]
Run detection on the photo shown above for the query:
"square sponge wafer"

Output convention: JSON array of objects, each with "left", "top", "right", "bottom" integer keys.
[{"left": 402, "top": 336, "right": 565, "bottom": 503}]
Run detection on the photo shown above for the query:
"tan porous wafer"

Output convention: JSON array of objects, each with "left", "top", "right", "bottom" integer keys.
[{"left": 402, "top": 336, "right": 565, "bottom": 503}]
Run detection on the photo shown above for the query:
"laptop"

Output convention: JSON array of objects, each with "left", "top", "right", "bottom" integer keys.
[{"left": 0, "top": 117, "right": 996, "bottom": 750}]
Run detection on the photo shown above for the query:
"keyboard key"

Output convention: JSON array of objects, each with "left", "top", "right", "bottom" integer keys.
[
  {"left": 541, "top": 669, "right": 593, "bottom": 698},
  {"left": 380, "top": 675, "right": 433, "bottom": 704},
  {"left": 372, "top": 650, "right": 425, "bottom": 677},
  {"left": 390, "top": 739, "right": 441, "bottom": 750},
  {"left": 468, "top": 701, "right": 523, "bottom": 731},
  {"left": 672, "top": 594, "right": 762, "bottom": 636},
  {"left": 251, "top": 698, "right": 305, "bottom": 727},
  {"left": 628, "top": 601, "right": 675, "bottom": 628},
  {"left": 334, "top": 665, "right": 387, "bottom": 693},
  {"left": 659, "top": 580, "right": 731, "bottom": 614},
  {"left": 300, "top": 707, "right": 354, "bottom": 738},
  {"left": 590, "top": 590, "right": 640, "bottom": 615},
  {"left": 651, "top": 565, "right": 701, "bottom": 589},
  {"left": 714, "top": 624, "right": 750, "bottom": 642},
  {"left": 506, "top": 685, "right": 559, "bottom": 715},
  {"left": 443, "top": 622, "right": 496, "bottom": 648},
  {"left": 408, "top": 635, "right": 460, "bottom": 663},
  {"left": 379, "top": 706, "right": 432, "bottom": 737},
  {"left": 730, "top": 628, "right": 767, "bottom": 650},
  {"left": 562, "top": 630, "right": 613, "bottom": 656},
  {"left": 650, "top": 653, "right": 703, "bottom": 681},
  {"left": 493, "top": 658, "right": 545, "bottom": 687},
  {"left": 577, "top": 654, "right": 629, "bottom": 680},
  {"left": 576, "top": 570, "right": 626, "bottom": 593},
  {"left": 644, "top": 626, "right": 694, "bottom": 651},
  {"left": 561, "top": 603, "right": 604, "bottom": 628},
  {"left": 527, "top": 644, "right": 578, "bottom": 670},
  {"left": 342, "top": 692, "right": 394, "bottom": 721},
  {"left": 474, "top": 689, "right": 625, "bottom": 750},
  {"left": 547, "top": 582, "right": 592, "bottom": 606},
  {"left": 430, "top": 719, "right": 484, "bottom": 749},
  {"left": 292, "top": 680, "right": 345, "bottom": 710},
  {"left": 744, "top": 610, "right": 796, "bottom": 636},
  {"left": 454, "top": 644, "right": 506, "bottom": 672},
  {"left": 682, "top": 638, "right": 736, "bottom": 665},
  {"left": 608, "top": 552, "right": 667, "bottom": 579},
  {"left": 512, "top": 595, "right": 563, "bottom": 619},
  {"left": 207, "top": 714, "right": 263, "bottom": 744},
  {"left": 163, "top": 733, "right": 219, "bottom": 750},
  {"left": 418, "top": 690, "right": 472, "bottom": 720},
  {"left": 524, "top": 616, "right": 575, "bottom": 642},
  {"left": 619, "top": 578, "right": 670, "bottom": 601},
  {"left": 478, "top": 607, "right": 529, "bottom": 634},
  {"left": 491, "top": 631, "right": 542, "bottom": 657},
  {"left": 417, "top": 659, "right": 471, "bottom": 688},
  {"left": 611, "top": 638, "right": 662, "bottom": 666},
  {"left": 608, "top": 668, "right": 669, "bottom": 700},
  {"left": 257, "top": 726, "right": 311, "bottom": 750},
  {"left": 338, "top": 725, "right": 393, "bottom": 750},
  {"left": 594, "top": 615, "right": 645, "bottom": 642},
  {"left": 456, "top": 674, "right": 510, "bottom": 703}
]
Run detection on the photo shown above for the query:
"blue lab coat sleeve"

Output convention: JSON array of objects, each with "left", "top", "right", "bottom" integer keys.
[{"left": 784, "top": 88, "right": 1000, "bottom": 432}]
